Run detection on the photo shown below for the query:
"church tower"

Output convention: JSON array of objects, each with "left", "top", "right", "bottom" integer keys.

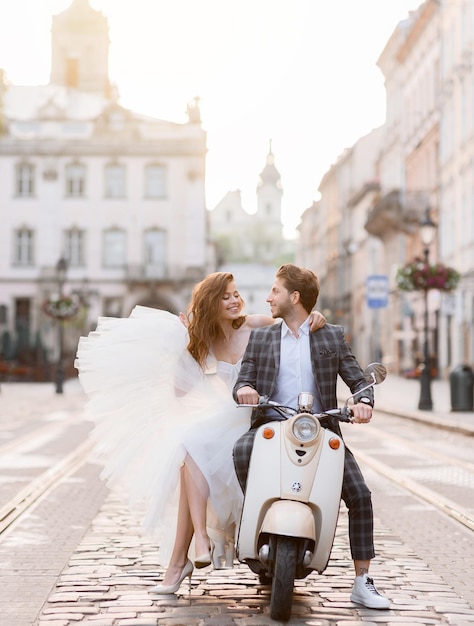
[
  {"left": 50, "top": 0, "right": 110, "bottom": 96},
  {"left": 254, "top": 141, "right": 284, "bottom": 262}
]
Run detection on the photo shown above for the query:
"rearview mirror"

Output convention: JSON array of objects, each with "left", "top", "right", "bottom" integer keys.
[{"left": 364, "top": 362, "right": 387, "bottom": 385}]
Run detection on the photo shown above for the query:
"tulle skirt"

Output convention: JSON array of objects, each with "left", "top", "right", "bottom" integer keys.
[{"left": 75, "top": 305, "right": 250, "bottom": 566}]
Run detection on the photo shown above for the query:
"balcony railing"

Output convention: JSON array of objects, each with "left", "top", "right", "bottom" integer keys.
[
  {"left": 126, "top": 263, "right": 205, "bottom": 283},
  {"left": 365, "top": 190, "right": 420, "bottom": 239}
]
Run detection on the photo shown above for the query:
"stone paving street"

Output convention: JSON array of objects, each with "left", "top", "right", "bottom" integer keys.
[
  {"left": 1, "top": 376, "right": 474, "bottom": 625},
  {"left": 33, "top": 467, "right": 474, "bottom": 626}
]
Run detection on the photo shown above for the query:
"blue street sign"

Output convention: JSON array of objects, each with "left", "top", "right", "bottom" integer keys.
[{"left": 366, "top": 275, "right": 389, "bottom": 308}]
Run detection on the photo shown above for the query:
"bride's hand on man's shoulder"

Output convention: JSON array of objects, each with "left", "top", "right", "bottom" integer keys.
[
  {"left": 179, "top": 312, "right": 189, "bottom": 328},
  {"left": 309, "top": 310, "right": 326, "bottom": 332}
]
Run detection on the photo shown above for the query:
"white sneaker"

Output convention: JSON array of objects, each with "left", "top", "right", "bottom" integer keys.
[{"left": 350, "top": 574, "right": 390, "bottom": 609}]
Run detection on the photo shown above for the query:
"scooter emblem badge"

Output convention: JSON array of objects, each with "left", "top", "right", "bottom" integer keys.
[{"left": 291, "top": 481, "right": 302, "bottom": 492}]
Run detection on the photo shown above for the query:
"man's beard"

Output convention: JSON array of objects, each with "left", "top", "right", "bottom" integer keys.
[{"left": 272, "top": 300, "right": 292, "bottom": 319}]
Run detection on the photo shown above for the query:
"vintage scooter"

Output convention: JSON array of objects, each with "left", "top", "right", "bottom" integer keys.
[{"left": 235, "top": 363, "right": 387, "bottom": 622}]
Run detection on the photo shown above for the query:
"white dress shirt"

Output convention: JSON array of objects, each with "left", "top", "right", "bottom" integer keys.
[{"left": 272, "top": 317, "right": 322, "bottom": 412}]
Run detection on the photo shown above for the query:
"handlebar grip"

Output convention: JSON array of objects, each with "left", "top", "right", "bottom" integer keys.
[
  {"left": 258, "top": 395, "right": 280, "bottom": 406},
  {"left": 338, "top": 407, "right": 353, "bottom": 423}
]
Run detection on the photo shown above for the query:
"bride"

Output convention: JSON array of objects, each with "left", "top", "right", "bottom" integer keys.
[{"left": 75, "top": 271, "right": 325, "bottom": 593}]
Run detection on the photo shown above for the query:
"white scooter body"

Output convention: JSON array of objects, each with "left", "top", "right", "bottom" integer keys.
[
  {"left": 234, "top": 363, "right": 387, "bottom": 622},
  {"left": 236, "top": 413, "right": 345, "bottom": 574}
]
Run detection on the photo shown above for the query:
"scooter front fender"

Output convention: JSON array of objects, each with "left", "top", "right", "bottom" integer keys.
[{"left": 261, "top": 500, "right": 315, "bottom": 540}]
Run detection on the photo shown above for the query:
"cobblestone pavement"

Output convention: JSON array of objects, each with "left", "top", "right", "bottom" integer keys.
[
  {"left": 32, "top": 468, "right": 474, "bottom": 626},
  {"left": 0, "top": 377, "right": 473, "bottom": 626}
]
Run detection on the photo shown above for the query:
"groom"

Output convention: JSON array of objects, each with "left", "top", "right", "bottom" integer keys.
[{"left": 232, "top": 263, "right": 389, "bottom": 610}]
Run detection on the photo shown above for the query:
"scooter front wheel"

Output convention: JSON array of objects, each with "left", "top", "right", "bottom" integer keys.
[{"left": 270, "top": 536, "right": 297, "bottom": 621}]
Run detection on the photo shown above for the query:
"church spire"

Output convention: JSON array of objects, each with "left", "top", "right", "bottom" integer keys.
[
  {"left": 254, "top": 142, "right": 284, "bottom": 260},
  {"left": 258, "top": 138, "right": 281, "bottom": 187},
  {"left": 50, "top": 0, "right": 110, "bottom": 97}
]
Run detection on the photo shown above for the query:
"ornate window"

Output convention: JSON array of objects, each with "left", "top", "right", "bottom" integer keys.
[
  {"left": 105, "top": 164, "right": 126, "bottom": 198},
  {"left": 66, "top": 163, "right": 86, "bottom": 197},
  {"left": 144, "top": 229, "right": 166, "bottom": 278},
  {"left": 15, "top": 163, "right": 35, "bottom": 197},
  {"left": 13, "top": 228, "right": 34, "bottom": 266},
  {"left": 66, "top": 58, "right": 79, "bottom": 88},
  {"left": 145, "top": 164, "right": 166, "bottom": 198},
  {"left": 64, "top": 228, "right": 86, "bottom": 267},
  {"left": 103, "top": 229, "right": 126, "bottom": 267}
]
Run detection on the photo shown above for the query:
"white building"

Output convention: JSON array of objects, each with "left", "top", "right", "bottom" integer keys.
[
  {"left": 207, "top": 147, "right": 295, "bottom": 317},
  {"left": 0, "top": 0, "right": 210, "bottom": 379},
  {"left": 209, "top": 146, "right": 292, "bottom": 265}
]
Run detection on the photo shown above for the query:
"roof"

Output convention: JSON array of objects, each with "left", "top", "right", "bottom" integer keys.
[{"left": 3, "top": 84, "right": 109, "bottom": 121}]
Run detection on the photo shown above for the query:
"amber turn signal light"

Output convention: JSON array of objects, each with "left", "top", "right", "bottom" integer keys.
[
  {"left": 263, "top": 427, "right": 275, "bottom": 439},
  {"left": 328, "top": 437, "right": 340, "bottom": 450}
]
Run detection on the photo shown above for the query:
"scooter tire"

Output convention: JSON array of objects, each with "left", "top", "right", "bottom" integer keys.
[{"left": 270, "top": 536, "right": 297, "bottom": 621}]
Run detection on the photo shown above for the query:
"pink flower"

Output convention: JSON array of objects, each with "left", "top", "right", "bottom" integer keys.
[{"left": 396, "top": 259, "right": 460, "bottom": 292}]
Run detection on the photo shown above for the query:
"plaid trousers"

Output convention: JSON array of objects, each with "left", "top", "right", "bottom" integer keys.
[{"left": 233, "top": 431, "right": 375, "bottom": 562}]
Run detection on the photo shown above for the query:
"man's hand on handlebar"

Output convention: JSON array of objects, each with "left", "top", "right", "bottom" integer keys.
[
  {"left": 236, "top": 386, "right": 260, "bottom": 405},
  {"left": 351, "top": 402, "right": 373, "bottom": 424}
]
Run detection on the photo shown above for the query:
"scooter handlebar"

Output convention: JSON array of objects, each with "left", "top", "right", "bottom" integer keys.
[
  {"left": 325, "top": 407, "right": 354, "bottom": 423},
  {"left": 236, "top": 400, "right": 354, "bottom": 422}
]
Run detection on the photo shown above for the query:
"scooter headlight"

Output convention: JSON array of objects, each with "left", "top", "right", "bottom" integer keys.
[{"left": 292, "top": 415, "right": 319, "bottom": 442}]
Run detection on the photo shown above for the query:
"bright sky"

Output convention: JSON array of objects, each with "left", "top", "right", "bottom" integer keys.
[{"left": 0, "top": 0, "right": 423, "bottom": 237}]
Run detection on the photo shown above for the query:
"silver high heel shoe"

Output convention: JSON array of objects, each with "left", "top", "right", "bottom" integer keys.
[
  {"left": 211, "top": 538, "right": 235, "bottom": 569},
  {"left": 209, "top": 526, "right": 235, "bottom": 569},
  {"left": 194, "top": 542, "right": 213, "bottom": 569},
  {"left": 150, "top": 558, "right": 193, "bottom": 594}
]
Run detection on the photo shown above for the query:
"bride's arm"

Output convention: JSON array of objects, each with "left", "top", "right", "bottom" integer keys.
[{"left": 246, "top": 311, "right": 326, "bottom": 331}]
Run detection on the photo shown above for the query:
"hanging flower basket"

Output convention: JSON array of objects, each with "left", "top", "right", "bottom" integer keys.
[
  {"left": 43, "top": 295, "right": 81, "bottom": 320},
  {"left": 396, "top": 258, "right": 460, "bottom": 292}
]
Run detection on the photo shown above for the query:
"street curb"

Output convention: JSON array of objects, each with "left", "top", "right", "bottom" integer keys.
[{"left": 374, "top": 404, "right": 474, "bottom": 437}]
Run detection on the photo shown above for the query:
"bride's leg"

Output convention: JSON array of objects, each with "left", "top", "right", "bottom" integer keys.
[
  {"left": 161, "top": 466, "right": 194, "bottom": 586},
  {"left": 182, "top": 454, "right": 210, "bottom": 558}
]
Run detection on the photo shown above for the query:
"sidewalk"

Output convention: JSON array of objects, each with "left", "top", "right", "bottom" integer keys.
[
  {"left": 337, "top": 371, "right": 474, "bottom": 436},
  {"left": 368, "top": 373, "right": 474, "bottom": 436}
]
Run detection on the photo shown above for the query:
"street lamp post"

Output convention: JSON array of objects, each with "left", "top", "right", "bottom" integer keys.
[
  {"left": 55, "top": 257, "right": 68, "bottom": 394},
  {"left": 418, "top": 208, "right": 437, "bottom": 411},
  {"left": 72, "top": 278, "right": 99, "bottom": 333}
]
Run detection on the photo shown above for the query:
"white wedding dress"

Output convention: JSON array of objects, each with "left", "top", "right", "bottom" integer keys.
[{"left": 75, "top": 305, "right": 250, "bottom": 567}]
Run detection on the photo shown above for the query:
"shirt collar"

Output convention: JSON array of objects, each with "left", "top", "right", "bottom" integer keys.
[{"left": 281, "top": 317, "right": 311, "bottom": 338}]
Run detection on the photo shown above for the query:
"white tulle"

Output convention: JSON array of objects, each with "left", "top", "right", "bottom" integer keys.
[{"left": 75, "top": 305, "right": 250, "bottom": 566}]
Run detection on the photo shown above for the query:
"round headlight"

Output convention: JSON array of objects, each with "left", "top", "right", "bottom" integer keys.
[{"left": 292, "top": 415, "right": 319, "bottom": 442}]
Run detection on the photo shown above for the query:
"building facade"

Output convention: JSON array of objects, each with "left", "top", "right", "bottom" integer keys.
[
  {"left": 298, "top": 0, "right": 474, "bottom": 380},
  {"left": 0, "top": 0, "right": 210, "bottom": 379}
]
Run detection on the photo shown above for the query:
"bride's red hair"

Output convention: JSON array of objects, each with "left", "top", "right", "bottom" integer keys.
[{"left": 186, "top": 272, "right": 246, "bottom": 369}]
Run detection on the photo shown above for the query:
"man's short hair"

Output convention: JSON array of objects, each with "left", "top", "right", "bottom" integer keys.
[{"left": 276, "top": 264, "right": 320, "bottom": 313}]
